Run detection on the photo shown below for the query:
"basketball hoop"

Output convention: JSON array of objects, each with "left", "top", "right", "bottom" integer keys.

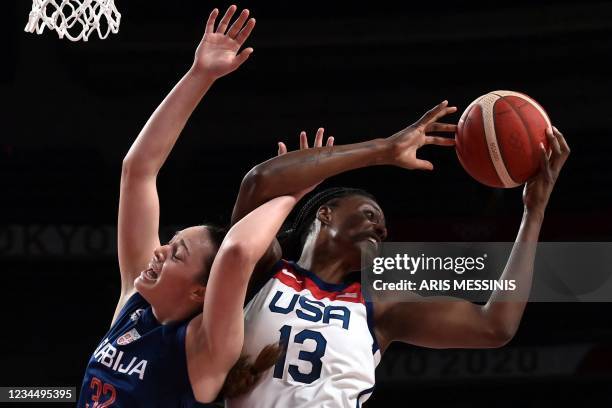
[{"left": 25, "top": 0, "right": 121, "bottom": 42}]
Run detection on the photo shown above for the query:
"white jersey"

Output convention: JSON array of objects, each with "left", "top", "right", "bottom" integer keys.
[{"left": 228, "top": 260, "right": 381, "bottom": 408}]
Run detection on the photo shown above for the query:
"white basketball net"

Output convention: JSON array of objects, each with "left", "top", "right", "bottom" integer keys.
[{"left": 25, "top": 0, "right": 121, "bottom": 42}]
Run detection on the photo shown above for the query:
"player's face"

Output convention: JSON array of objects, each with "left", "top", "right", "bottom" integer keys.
[
  {"left": 321, "top": 195, "right": 387, "bottom": 269},
  {"left": 134, "top": 226, "right": 215, "bottom": 309}
]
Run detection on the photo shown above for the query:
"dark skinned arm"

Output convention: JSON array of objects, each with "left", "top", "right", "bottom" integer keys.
[
  {"left": 231, "top": 101, "right": 458, "bottom": 225},
  {"left": 376, "top": 127, "right": 570, "bottom": 350},
  {"left": 231, "top": 101, "right": 457, "bottom": 280}
]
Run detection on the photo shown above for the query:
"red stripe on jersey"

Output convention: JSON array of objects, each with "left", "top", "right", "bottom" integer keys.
[{"left": 273, "top": 263, "right": 364, "bottom": 303}]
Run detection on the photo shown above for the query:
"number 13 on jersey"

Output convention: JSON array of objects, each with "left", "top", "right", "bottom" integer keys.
[{"left": 273, "top": 325, "right": 328, "bottom": 384}]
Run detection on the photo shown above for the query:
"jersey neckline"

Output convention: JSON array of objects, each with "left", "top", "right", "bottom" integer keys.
[{"left": 283, "top": 260, "right": 358, "bottom": 293}]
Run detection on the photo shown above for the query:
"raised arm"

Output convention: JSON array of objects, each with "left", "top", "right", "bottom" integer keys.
[
  {"left": 230, "top": 102, "right": 457, "bottom": 279},
  {"left": 231, "top": 101, "right": 457, "bottom": 225},
  {"left": 185, "top": 191, "right": 308, "bottom": 402},
  {"left": 115, "top": 6, "right": 255, "bottom": 309},
  {"left": 377, "top": 127, "right": 570, "bottom": 350}
]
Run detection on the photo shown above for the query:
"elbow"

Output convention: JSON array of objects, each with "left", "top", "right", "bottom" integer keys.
[
  {"left": 218, "top": 239, "right": 257, "bottom": 270},
  {"left": 240, "top": 165, "right": 272, "bottom": 199},
  {"left": 484, "top": 324, "right": 517, "bottom": 348},
  {"left": 121, "top": 155, "right": 156, "bottom": 181}
]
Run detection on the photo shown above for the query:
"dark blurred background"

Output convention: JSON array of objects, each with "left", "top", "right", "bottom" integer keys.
[{"left": 2, "top": 0, "right": 612, "bottom": 406}]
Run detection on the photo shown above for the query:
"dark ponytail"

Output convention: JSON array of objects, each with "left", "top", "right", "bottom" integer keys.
[{"left": 222, "top": 343, "right": 284, "bottom": 398}]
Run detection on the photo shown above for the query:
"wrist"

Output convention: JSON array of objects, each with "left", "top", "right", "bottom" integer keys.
[
  {"left": 378, "top": 138, "right": 397, "bottom": 166},
  {"left": 523, "top": 206, "right": 546, "bottom": 223},
  {"left": 186, "top": 65, "right": 216, "bottom": 88}
]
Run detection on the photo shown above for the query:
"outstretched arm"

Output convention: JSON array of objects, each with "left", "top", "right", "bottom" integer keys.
[
  {"left": 115, "top": 6, "right": 255, "bottom": 308},
  {"left": 231, "top": 101, "right": 457, "bottom": 225},
  {"left": 185, "top": 189, "right": 309, "bottom": 402},
  {"left": 377, "top": 127, "right": 570, "bottom": 350},
  {"left": 230, "top": 102, "right": 457, "bottom": 280}
]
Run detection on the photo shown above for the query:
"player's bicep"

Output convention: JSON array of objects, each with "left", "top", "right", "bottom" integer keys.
[
  {"left": 381, "top": 297, "right": 505, "bottom": 349},
  {"left": 245, "top": 238, "right": 282, "bottom": 301},
  {"left": 117, "top": 167, "right": 161, "bottom": 296},
  {"left": 184, "top": 248, "right": 254, "bottom": 400}
]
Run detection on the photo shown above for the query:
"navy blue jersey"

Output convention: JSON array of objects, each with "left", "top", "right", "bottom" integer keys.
[{"left": 78, "top": 292, "right": 214, "bottom": 407}]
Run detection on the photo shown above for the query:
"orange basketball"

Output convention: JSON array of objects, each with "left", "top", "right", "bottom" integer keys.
[{"left": 455, "top": 90, "right": 551, "bottom": 188}]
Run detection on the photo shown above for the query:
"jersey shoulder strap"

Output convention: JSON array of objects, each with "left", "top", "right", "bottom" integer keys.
[{"left": 113, "top": 292, "right": 149, "bottom": 328}]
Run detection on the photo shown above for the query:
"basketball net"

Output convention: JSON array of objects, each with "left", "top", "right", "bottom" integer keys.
[{"left": 25, "top": 0, "right": 121, "bottom": 41}]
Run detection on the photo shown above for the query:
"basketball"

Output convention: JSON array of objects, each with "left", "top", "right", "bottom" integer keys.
[{"left": 455, "top": 90, "right": 552, "bottom": 188}]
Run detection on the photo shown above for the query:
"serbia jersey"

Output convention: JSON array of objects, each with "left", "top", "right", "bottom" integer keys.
[
  {"left": 78, "top": 292, "right": 214, "bottom": 407},
  {"left": 227, "top": 260, "right": 381, "bottom": 408}
]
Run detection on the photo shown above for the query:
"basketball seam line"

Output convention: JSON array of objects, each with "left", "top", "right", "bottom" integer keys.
[
  {"left": 460, "top": 102, "right": 495, "bottom": 184},
  {"left": 474, "top": 102, "right": 504, "bottom": 187},
  {"left": 499, "top": 95, "right": 536, "bottom": 184},
  {"left": 481, "top": 95, "right": 515, "bottom": 187}
]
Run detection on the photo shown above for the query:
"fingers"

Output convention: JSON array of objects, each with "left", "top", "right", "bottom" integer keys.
[
  {"left": 205, "top": 8, "right": 219, "bottom": 34},
  {"left": 549, "top": 126, "right": 570, "bottom": 172},
  {"left": 553, "top": 126, "right": 570, "bottom": 154},
  {"left": 216, "top": 5, "right": 237, "bottom": 34},
  {"left": 538, "top": 142, "right": 553, "bottom": 182},
  {"left": 277, "top": 142, "right": 287, "bottom": 156},
  {"left": 299, "top": 131, "right": 308, "bottom": 149},
  {"left": 298, "top": 128, "right": 332, "bottom": 150},
  {"left": 546, "top": 127, "right": 562, "bottom": 156},
  {"left": 414, "top": 159, "right": 434, "bottom": 171},
  {"left": 425, "top": 122, "right": 458, "bottom": 133},
  {"left": 417, "top": 100, "right": 458, "bottom": 127},
  {"left": 234, "top": 47, "right": 254, "bottom": 68},
  {"left": 314, "top": 128, "right": 324, "bottom": 148},
  {"left": 227, "top": 9, "right": 249, "bottom": 38},
  {"left": 235, "top": 18, "right": 256, "bottom": 45},
  {"left": 424, "top": 136, "right": 456, "bottom": 147}
]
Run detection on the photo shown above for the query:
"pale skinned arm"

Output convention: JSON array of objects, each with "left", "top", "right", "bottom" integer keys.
[
  {"left": 376, "top": 127, "right": 570, "bottom": 350},
  {"left": 185, "top": 190, "right": 310, "bottom": 402},
  {"left": 114, "top": 6, "right": 255, "bottom": 322}
]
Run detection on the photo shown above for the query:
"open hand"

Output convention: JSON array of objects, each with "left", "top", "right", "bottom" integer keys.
[
  {"left": 192, "top": 5, "right": 255, "bottom": 79},
  {"left": 386, "top": 100, "right": 457, "bottom": 170}
]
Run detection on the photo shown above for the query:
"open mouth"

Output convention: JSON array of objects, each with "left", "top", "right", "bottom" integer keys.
[
  {"left": 360, "top": 235, "right": 380, "bottom": 251},
  {"left": 142, "top": 268, "right": 159, "bottom": 281}
]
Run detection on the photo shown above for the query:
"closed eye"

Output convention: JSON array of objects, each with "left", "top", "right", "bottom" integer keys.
[{"left": 171, "top": 245, "right": 183, "bottom": 262}]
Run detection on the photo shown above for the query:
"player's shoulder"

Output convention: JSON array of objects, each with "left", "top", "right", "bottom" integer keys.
[{"left": 111, "top": 289, "right": 149, "bottom": 327}]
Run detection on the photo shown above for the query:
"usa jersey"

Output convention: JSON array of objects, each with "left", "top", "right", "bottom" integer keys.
[
  {"left": 228, "top": 260, "right": 381, "bottom": 408},
  {"left": 78, "top": 292, "right": 214, "bottom": 407}
]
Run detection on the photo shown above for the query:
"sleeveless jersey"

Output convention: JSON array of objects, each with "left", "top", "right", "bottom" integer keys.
[
  {"left": 228, "top": 260, "right": 381, "bottom": 408},
  {"left": 78, "top": 292, "right": 214, "bottom": 407}
]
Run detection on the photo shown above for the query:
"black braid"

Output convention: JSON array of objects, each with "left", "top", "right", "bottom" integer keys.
[{"left": 280, "top": 187, "right": 376, "bottom": 260}]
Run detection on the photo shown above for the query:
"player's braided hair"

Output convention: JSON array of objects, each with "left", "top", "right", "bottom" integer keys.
[
  {"left": 222, "top": 344, "right": 285, "bottom": 398},
  {"left": 280, "top": 187, "right": 376, "bottom": 259}
]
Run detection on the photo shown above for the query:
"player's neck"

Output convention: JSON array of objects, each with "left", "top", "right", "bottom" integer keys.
[
  {"left": 150, "top": 303, "right": 192, "bottom": 325},
  {"left": 297, "top": 245, "right": 353, "bottom": 285}
]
